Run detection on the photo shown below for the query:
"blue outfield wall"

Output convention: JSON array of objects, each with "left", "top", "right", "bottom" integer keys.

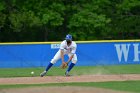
[{"left": 0, "top": 40, "right": 140, "bottom": 68}]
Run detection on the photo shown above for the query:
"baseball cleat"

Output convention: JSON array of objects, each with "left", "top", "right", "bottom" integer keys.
[
  {"left": 65, "top": 71, "right": 71, "bottom": 77},
  {"left": 40, "top": 71, "right": 47, "bottom": 77}
]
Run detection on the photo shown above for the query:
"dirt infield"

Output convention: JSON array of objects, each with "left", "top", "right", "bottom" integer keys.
[
  {"left": 0, "top": 86, "right": 131, "bottom": 93},
  {"left": 0, "top": 74, "right": 140, "bottom": 93},
  {"left": 0, "top": 74, "right": 140, "bottom": 84}
]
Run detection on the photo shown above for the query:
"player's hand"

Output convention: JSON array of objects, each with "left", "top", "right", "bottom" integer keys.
[
  {"left": 62, "top": 61, "right": 66, "bottom": 64},
  {"left": 61, "top": 62, "right": 68, "bottom": 69}
]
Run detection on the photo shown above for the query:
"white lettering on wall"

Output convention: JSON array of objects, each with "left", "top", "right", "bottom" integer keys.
[
  {"left": 51, "top": 44, "right": 60, "bottom": 49},
  {"left": 115, "top": 44, "right": 130, "bottom": 62},
  {"left": 133, "top": 44, "right": 140, "bottom": 61}
]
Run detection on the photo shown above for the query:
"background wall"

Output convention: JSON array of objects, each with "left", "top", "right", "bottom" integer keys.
[{"left": 0, "top": 40, "right": 140, "bottom": 68}]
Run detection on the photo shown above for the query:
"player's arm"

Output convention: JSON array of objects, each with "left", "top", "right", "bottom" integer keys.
[
  {"left": 60, "top": 49, "right": 65, "bottom": 64},
  {"left": 60, "top": 49, "right": 67, "bottom": 69},
  {"left": 60, "top": 41, "right": 66, "bottom": 64},
  {"left": 67, "top": 54, "right": 74, "bottom": 64},
  {"left": 67, "top": 44, "right": 77, "bottom": 64}
]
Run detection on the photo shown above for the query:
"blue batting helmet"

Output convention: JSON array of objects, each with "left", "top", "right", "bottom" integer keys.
[{"left": 65, "top": 34, "right": 72, "bottom": 40}]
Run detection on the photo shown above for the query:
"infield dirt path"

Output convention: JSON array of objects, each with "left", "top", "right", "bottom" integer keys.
[
  {"left": 0, "top": 74, "right": 140, "bottom": 93},
  {"left": 0, "top": 86, "right": 131, "bottom": 93},
  {"left": 0, "top": 74, "right": 140, "bottom": 84}
]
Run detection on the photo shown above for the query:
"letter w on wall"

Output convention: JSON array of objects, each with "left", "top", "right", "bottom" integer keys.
[{"left": 115, "top": 44, "right": 130, "bottom": 62}]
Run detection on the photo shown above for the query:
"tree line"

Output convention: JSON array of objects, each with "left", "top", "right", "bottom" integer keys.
[{"left": 0, "top": 0, "right": 139, "bottom": 42}]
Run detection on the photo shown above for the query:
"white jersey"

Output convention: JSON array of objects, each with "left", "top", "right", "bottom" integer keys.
[{"left": 60, "top": 40, "right": 77, "bottom": 54}]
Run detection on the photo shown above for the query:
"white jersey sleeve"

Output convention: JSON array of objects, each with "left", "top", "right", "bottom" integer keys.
[
  {"left": 71, "top": 41, "right": 77, "bottom": 54},
  {"left": 60, "top": 40, "right": 66, "bottom": 50}
]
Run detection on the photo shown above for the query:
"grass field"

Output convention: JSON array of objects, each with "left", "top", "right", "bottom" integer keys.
[
  {"left": 0, "top": 64, "right": 140, "bottom": 77},
  {"left": 0, "top": 64, "right": 140, "bottom": 93}
]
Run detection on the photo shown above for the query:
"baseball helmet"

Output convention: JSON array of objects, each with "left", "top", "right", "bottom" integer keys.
[{"left": 65, "top": 34, "right": 72, "bottom": 40}]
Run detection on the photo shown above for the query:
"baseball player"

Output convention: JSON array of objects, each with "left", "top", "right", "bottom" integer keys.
[{"left": 40, "top": 34, "right": 77, "bottom": 77}]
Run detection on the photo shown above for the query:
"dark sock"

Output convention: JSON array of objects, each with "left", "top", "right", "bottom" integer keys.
[
  {"left": 46, "top": 63, "right": 53, "bottom": 71},
  {"left": 66, "top": 63, "right": 75, "bottom": 73}
]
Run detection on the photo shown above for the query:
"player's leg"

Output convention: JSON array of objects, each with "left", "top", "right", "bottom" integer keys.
[
  {"left": 40, "top": 50, "right": 61, "bottom": 77},
  {"left": 65, "top": 54, "right": 77, "bottom": 76}
]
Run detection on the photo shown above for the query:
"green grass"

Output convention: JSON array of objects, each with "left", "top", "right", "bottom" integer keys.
[
  {"left": 72, "top": 64, "right": 140, "bottom": 75},
  {"left": 91, "top": 81, "right": 140, "bottom": 93},
  {"left": 0, "top": 81, "right": 140, "bottom": 93},
  {"left": 0, "top": 64, "right": 140, "bottom": 77}
]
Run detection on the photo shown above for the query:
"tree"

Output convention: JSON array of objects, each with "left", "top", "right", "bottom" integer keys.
[
  {"left": 0, "top": 0, "right": 139, "bottom": 41},
  {"left": 68, "top": 0, "right": 111, "bottom": 40}
]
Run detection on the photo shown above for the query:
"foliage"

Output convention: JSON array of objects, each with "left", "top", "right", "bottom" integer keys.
[{"left": 0, "top": 0, "right": 139, "bottom": 41}]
